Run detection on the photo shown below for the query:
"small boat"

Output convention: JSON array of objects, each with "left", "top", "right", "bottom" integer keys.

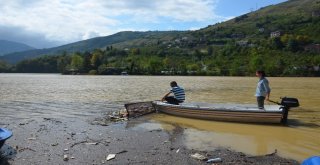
[
  {"left": 121, "top": 71, "right": 128, "bottom": 76},
  {"left": 0, "top": 128, "right": 12, "bottom": 148},
  {"left": 152, "top": 97, "right": 299, "bottom": 124}
]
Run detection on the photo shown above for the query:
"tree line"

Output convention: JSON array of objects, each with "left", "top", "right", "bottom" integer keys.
[{"left": 1, "top": 41, "right": 319, "bottom": 76}]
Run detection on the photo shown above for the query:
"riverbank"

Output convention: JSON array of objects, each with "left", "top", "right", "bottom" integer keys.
[{"left": 0, "top": 114, "right": 299, "bottom": 165}]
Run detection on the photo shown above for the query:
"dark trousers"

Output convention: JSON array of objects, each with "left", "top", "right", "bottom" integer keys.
[
  {"left": 257, "top": 96, "right": 265, "bottom": 109},
  {"left": 164, "top": 96, "right": 183, "bottom": 105}
]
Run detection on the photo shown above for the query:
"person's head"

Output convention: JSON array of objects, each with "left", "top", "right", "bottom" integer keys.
[
  {"left": 170, "top": 81, "right": 178, "bottom": 87},
  {"left": 256, "top": 70, "right": 266, "bottom": 78}
]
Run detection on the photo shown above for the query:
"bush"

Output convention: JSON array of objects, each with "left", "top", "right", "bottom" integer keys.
[{"left": 88, "top": 70, "right": 97, "bottom": 75}]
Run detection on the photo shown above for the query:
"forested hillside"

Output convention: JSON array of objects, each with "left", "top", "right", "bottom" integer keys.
[
  {"left": 0, "top": 31, "right": 185, "bottom": 64},
  {"left": 1, "top": 0, "right": 320, "bottom": 76}
]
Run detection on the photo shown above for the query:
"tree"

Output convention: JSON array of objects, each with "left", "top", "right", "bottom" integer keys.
[
  {"left": 286, "top": 39, "right": 299, "bottom": 52},
  {"left": 0, "top": 60, "right": 10, "bottom": 72},
  {"left": 249, "top": 49, "right": 264, "bottom": 72},
  {"left": 147, "top": 56, "right": 163, "bottom": 74},
  {"left": 91, "top": 49, "right": 103, "bottom": 69},
  {"left": 207, "top": 46, "right": 213, "bottom": 56},
  {"left": 270, "top": 37, "right": 283, "bottom": 50},
  {"left": 131, "top": 48, "right": 140, "bottom": 55},
  {"left": 70, "top": 54, "right": 84, "bottom": 72},
  {"left": 83, "top": 51, "right": 92, "bottom": 72},
  {"left": 98, "top": 64, "right": 108, "bottom": 74}
]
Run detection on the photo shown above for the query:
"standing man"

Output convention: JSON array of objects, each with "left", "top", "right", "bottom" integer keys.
[
  {"left": 162, "top": 81, "right": 185, "bottom": 105},
  {"left": 255, "top": 70, "right": 271, "bottom": 109}
]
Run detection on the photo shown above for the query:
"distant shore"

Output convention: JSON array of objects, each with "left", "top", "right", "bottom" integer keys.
[{"left": 0, "top": 114, "right": 299, "bottom": 165}]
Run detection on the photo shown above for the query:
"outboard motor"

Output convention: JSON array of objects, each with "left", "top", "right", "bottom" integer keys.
[
  {"left": 280, "top": 97, "right": 299, "bottom": 108},
  {"left": 279, "top": 97, "right": 299, "bottom": 124}
]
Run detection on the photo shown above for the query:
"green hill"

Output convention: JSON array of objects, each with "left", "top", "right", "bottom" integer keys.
[
  {"left": 0, "top": 31, "right": 185, "bottom": 64},
  {"left": 195, "top": 0, "right": 320, "bottom": 43},
  {"left": 0, "top": 40, "right": 35, "bottom": 56},
  {"left": 1, "top": 0, "right": 320, "bottom": 76}
]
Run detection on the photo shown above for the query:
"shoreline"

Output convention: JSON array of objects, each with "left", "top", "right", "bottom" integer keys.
[{"left": 0, "top": 114, "right": 300, "bottom": 165}]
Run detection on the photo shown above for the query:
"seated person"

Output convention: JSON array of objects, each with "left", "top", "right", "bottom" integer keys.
[{"left": 161, "top": 81, "right": 185, "bottom": 105}]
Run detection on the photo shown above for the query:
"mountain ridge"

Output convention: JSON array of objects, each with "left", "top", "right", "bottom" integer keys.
[
  {"left": 1, "top": 0, "right": 319, "bottom": 64},
  {"left": 0, "top": 31, "right": 186, "bottom": 63},
  {"left": 0, "top": 40, "right": 35, "bottom": 56}
]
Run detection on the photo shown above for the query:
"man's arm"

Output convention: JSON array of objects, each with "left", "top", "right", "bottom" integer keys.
[{"left": 161, "top": 91, "right": 172, "bottom": 101}]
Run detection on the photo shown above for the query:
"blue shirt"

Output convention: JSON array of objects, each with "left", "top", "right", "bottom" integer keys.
[
  {"left": 171, "top": 86, "right": 185, "bottom": 102},
  {"left": 255, "top": 77, "right": 271, "bottom": 97}
]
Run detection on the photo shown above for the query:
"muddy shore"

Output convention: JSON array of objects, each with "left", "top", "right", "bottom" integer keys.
[{"left": 1, "top": 114, "right": 299, "bottom": 165}]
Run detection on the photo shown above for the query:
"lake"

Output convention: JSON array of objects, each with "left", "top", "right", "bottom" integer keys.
[{"left": 0, "top": 73, "right": 319, "bottom": 161}]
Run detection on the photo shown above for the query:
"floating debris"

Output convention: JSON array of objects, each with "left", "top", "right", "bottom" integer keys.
[
  {"left": 18, "top": 147, "right": 36, "bottom": 152},
  {"left": 191, "top": 153, "right": 207, "bottom": 160},
  {"left": 27, "top": 137, "right": 36, "bottom": 140},
  {"left": 124, "top": 101, "right": 155, "bottom": 118},
  {"left": 51, "top": 143, "right": 58, "bottom": 146},
  {"left": 91, "top": 110, "right": 128, "bottom": 126},
  {"left": 63, "top": 154, "right": 69, "bottom": 161},
  {"left": 116, "top": 150, "right": 128, "bottom": 154},
  {"left": 85, "top": 142, "right": 98, "bottom": 145},
  {"left": 206, "top": 157, "right": 222, "bottom": 163},
  {"left": 106, "top": 154, "right": 116, "bottom": 161}
]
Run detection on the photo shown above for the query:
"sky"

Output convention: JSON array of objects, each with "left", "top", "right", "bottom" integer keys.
[{"left": 0, "top": 0, "right": 287, "bottom": 49}]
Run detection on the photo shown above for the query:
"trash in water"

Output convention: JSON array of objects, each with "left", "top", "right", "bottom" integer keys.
[
  {"left": 85, "top": 142, "right": 98, "bottom": 145},
  {"left": 206, "top": 157, "right": 222, "bottom": 163},
  {"left": 106, "top": 154, "right": 116, "bottom": 161},
  {"left": 63, "top": 154, "right": 69, "bottom": 161},
  {"left": 116, "top": 150, "right": 128, "bottom": 154},
  {"left": 124, "top": 101, "right": 155, "bottom": 118},
  {"left": 191, "top": 153, "right": 207, "bottom": 160},
  {"left": 163, "top": 140, "right": 169, "bottom": 143},
  {"left": 51, "top": 143, "right": 58, "bottom": 146},
  {"left": 27, "top": 137, "right": 36, "bottom": 140},
  {"left": 91, "top": 109, "right": 128, "bottom": 126}
]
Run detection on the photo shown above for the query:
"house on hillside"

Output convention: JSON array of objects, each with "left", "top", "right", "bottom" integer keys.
[
  {"left": 270, "top": 31, "right": 281, "bottom": 38},
  {"left": 236, "top": 40, "right": 248, "bottom": 46},
  {"left": 304, "top": 44, "right": 320, "bottom": 53}
]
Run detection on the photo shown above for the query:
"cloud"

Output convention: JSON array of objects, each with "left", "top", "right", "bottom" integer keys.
[
  {"left": 0, "top": 25, "right": 60, "bottom": 48},
  {"left": 0, "top": 0, "right": 226, "bottom": 48}
]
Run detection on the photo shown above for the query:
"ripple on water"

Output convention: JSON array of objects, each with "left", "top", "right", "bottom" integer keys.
[{"left": 1, "top": 74, "right": 319, "bottom": 161}]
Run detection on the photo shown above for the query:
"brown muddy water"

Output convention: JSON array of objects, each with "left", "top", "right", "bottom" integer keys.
[{"left": 0, "top": 73, "right": 319, "bottom": 161}]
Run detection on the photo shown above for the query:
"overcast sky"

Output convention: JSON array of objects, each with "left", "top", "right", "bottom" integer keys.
[{"left": 0, "top": 0, "right": 287, "bottom": 48}]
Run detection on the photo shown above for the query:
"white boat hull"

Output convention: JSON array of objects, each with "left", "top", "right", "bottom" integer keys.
[{"left": 152, "top": 101, "right": 286, "bottom": 124}]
